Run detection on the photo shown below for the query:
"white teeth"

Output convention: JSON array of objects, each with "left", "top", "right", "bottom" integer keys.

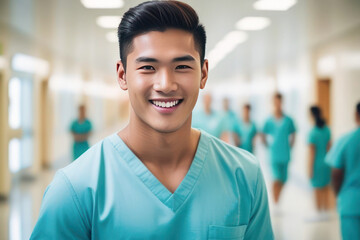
[{"left": 152, "top": 100, "right": 180, "bottom": 108}]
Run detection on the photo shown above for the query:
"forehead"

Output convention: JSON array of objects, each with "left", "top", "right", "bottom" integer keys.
[{"left": 128, "top": 29, "right": 200, "bottom": 61}]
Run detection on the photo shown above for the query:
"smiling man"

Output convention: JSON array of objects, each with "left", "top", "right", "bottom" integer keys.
[{"left": 30, "top": 1, "right": 273, "bottom": 239}]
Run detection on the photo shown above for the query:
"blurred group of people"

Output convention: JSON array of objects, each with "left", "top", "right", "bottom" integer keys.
[{"left": 193, "top": 92, "right": 360, "bottom": 240}]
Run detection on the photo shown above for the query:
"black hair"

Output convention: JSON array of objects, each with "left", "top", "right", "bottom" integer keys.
[
  {"left": 244, "top": 104, "right": 251, "bottom": 110},
  {"left": 274, "top": 92, "right": 283, "bottom": 101},
  {"left": 310, "top": 105, "right": 326, "bottom": 128},
  {"left": 118, "top": 1, "right": 206, "bottom": 71},
  {"left": 357, "top": 102, "right": 360, "bottom": 116}
]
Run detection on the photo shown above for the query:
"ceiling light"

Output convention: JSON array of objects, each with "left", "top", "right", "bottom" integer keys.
[
  {"left": 254, "top": 0, "right": 297, "bottom": 11},
  {"left": 106, "top": 31, "right": 118, "bottom": 43},
  {"left": 236, "top": 17, "right": 270, "bottom": 31},
  {"left": 81, "top": 0, "right": 124, "bottom": 9},
  {"left": 317, "top": 55, "right": 336, "bottom": 77},
  {"left": 207, "top": 31, "right": 248, "bottom": 71},
  {"left": 96, "top": 16, "right": 122, "bottom": 29}
]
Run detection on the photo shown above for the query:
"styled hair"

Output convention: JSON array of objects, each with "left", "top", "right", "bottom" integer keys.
[
  {"left": 310, "top": 105, "right": 326, "bottom": 128},
  {"left": 244, "top": 104, "right": 251, "bottom": 110},
  {"left": 118, "top": 1, "right": 206, "bottom": 70},
  {"left": 357, "top": 102, "right": 360, "bottom": 116}
]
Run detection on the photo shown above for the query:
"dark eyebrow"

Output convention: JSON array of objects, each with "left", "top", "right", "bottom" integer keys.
[
  {"left": 135, "top": 55, "right": 195, "bottom": 63},
  {"left": 135, "top": 57, "right": 159, "bottom": 63},
  {"left": 172, "top": 55, "right": 195, "bottom": 62}
]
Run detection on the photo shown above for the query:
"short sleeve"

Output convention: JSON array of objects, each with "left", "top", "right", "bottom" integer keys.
[
  {"left": 263, "top": 119, "right": 271, "bottom": 134},
  {"left": 252, "top": 123, "right": 257, "bottom": 135},
  {"left": 327, "top": 127, "right": 331, "bottom": 142},
  {"left": 70, "top": 121, "right": 76, "bottom": 132},
  {"left": 326, "top": 137, "right": 346, "bottom": 169},
  {"left": 244, "top": 168, "right": 274, "bottom": 240},
  {"left": 86, "top": 119, "right": 93, "bottom": 132},
  {"left": 289, "top": 118, "right": 296, "bottom": 134},
  {"left": 233, "top": 118, "right": 242, "bottom": 137},
  {"left": 307, "top": 129, "right": 316, "bottom": 145},
  {"left": 30, "top": 171, "right": 90, "bottom": 239}
]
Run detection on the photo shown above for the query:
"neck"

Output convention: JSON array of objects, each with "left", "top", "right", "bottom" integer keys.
[
  {"left": 204, "top": 107, "right": 211, "bottom": 114},
  {"left": 243, "top": 116, "right": 250, "bottom": 123},
  {"left": 119, "top": 112, "right": 199, "bottom": 169},
  {"left": 274, "top": 110, "right": 283, "bottom": 118}
]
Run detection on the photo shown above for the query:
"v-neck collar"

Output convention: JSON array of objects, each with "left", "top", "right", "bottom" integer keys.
[{"left": 108, "top": 130, "right": 209, "bottom": 212}]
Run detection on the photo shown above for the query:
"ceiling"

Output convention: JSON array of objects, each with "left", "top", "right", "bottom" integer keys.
[{"left": 1, "top": 0, "right": 360, "bottom": 84}]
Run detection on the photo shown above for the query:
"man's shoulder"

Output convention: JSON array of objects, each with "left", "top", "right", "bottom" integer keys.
[
  {"left": 61, "top": 133, "right": 121, "bottom": 189},
  {"left": 338, "top": 128, "right": 360, "bottom": 149},
  {"left": 202, "top": 131, "right": 260, "bottom": 171}
]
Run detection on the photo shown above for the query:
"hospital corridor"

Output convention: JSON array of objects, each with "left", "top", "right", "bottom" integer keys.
[{"left": 1, "top": 0, "right": 360, "bottom": 239}]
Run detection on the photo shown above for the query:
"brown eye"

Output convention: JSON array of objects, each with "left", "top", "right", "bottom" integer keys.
[
  {"left": 140, "top": 65, "right": 155, "bottom": 70},
  {"left": 176, "top": 65, "right": 191, "bottom": 70}
]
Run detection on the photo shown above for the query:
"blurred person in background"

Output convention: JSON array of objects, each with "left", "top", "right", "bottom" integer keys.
[
  {"left": 219, "top": 97, "right": 241, "bottom": 146},
  {"left": 262, "top": 93, "right": 296, "bottom": 208},
  {"left": 70, "top": 104, "right": 92, "bottom": 160},
  {"left": 238, "top": 103, "right": 257, "bottom": 153},
  {"left": 307, "top": 105, "right": 331, "bottom": 219},
  {"left": 30, "top": 1, "right": 273, "bottom": 239},
  {"left": 192, "top": 92, "right": 224, "bottom": 138},
  {"left": 326, "top": 101, "right": 360, "bottom": 240}
]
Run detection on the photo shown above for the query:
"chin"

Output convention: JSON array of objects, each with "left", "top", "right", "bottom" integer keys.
[{"left": 149, "top": 121, "right": 187, "bottom": 134}]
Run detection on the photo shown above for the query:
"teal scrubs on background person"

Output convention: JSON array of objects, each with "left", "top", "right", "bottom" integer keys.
[
  {"left": 263, "top": 115, "right": 296, "bottom": 182},
  {"left": 192, "top": 110, "right": 224, "bottom": 138},
  {"left": 70, "top": 119, "right": 92, "bottom": 160},
  {"left": 308, "top": 126, "right": 331, "bottom": 188},
  {"left": 326, "top": 127, "right": 360, "bottom": 240},
  {"left": 239, "top": 121, "right": 257, "bottom": 153},
  {"left": 30, "top": 131, "right": 274, "bottom": 239},
  {"left": 221, "top": 110, "right": 242, "bottom": 141}
]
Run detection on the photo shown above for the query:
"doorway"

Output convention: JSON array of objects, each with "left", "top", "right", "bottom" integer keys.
[{"left": 317, "top": 79, "right": 331, "bottom": 125}]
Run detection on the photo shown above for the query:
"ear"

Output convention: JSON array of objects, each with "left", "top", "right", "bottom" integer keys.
[
  {"left": 200, "top": 59, "right": 209, "bottom": 89},
  {"left": 117, "top": 60, "right": 128, "bottom": 90}
]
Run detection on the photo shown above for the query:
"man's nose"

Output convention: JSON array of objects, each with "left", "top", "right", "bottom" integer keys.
[{"left": 153, "top": 69, "right": 178, "bottom": 93}]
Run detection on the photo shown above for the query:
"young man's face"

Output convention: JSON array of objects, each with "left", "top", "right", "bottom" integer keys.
[
  {"left": 273, "top": 97, "right": 282, "bottom": 113},
  {"left": 243, "top": 107, "right": 250, "bottom": 119},
  {"left": 117, "top": 29, "right": 208, "bottom": 133}
]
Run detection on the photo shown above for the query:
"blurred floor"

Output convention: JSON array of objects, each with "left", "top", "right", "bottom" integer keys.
[{"left": 0, "top": 137, "right": 342, "bottom": 240}]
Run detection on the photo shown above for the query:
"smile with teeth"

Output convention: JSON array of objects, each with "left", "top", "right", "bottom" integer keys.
[{"left": 150, "top": 100, "right": 181, "bottom": 108}]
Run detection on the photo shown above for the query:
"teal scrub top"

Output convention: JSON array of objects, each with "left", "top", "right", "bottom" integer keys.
[
  {"left": 239, "top": 121, "right": 257, "bottom": 153},
  {"left": 30, "top": 131, "right": 274, "bottom": 240},
  {"left": 221, "top": 110, "right": 242, "bottom": 135},
  {"left": 71, "top": 119, "right": 92, "bottom": 160},
  {"left": 263, "top": 115, "right": 296, "bottom": 163},
  {"left": 308, "top": 126, "right": 331, "bottom": 187},
  {"left": 326, "top": 127, "right": 360, "bottom": 216},
  {"left": 192, "top": 110, "right": 224, "bottom": 138}
]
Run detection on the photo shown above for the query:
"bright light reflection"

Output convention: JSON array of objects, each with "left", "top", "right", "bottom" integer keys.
[
  {"left": 254, "top": 0, "right": 297, "bottom": 11},
  {"left": 207, "top": 31, "right": 248, "bottom": 71},
  {"left": 81, "top": 0, "right": 124, "bottom": 9},
  {"left": 11, "top": 53, "right": 49, "bottom": 76},
  {"left": 9, "top": 138, "right": 21, "bottom": 173},
  {"left": 9, "top": 77, "right": 21, "bottom": 129},
  {"left": 96, "top": 16, "right": 122, "bottom": 28},
  {"left": 9, "top": 206, "right": 22, "bottom": 240},
  {"left": 317, "top": 55, "right": 336, "bottom": 77},
  {"left": 236, "top": 17, "right": 271, "bottom": 31}
]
